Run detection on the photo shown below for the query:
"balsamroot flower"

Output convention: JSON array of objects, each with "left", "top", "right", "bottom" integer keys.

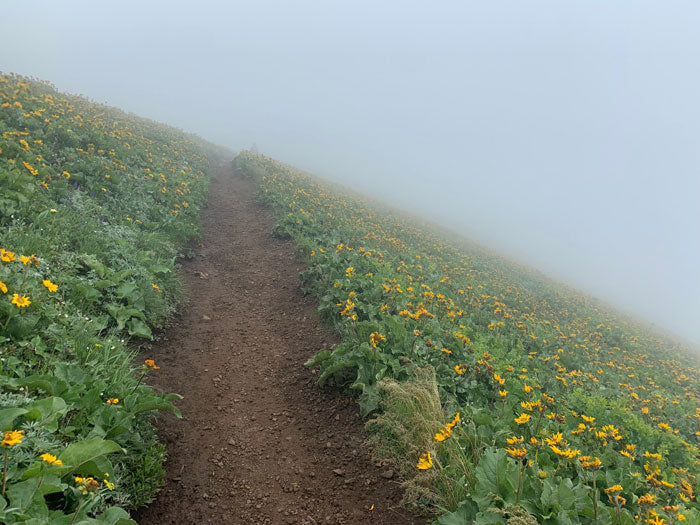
[
  {"left": 505, "top": 447, "right": 527, "bottom": 459},
  {"left": 40, "top": 453, "right": 63, "bottom": 466},
  {"left": 0, "top": 249, "right": 16, "bottom": 262},
  {"left": 369, "top": 332, "right": 386, "bottom": 348},
  {"left": 416, "top": 452, "right": 433, "bottom": 470},
  {"left": 11, "top": 294, "right": 31, "bottom": 308},
  {"left": 42, "top": 280, "right": 58, "bottom": 292},
  {"left": 144, "top": 359, "right": 160, "bottom": 370},
  {"left": 1, "top": 430, "right": 25, "bottom": 447},
  {"left": 514, "top": 413, "right": 531, "bottom": 425}
]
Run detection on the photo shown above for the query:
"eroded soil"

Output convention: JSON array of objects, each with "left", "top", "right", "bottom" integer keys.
[{"left": 136, "top": 163, "right": 423, "bottom": 524}]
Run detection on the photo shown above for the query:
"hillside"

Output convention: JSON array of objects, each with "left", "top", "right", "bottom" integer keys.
[
  {"left": 1, "top": 70, "right": 697, "bottom": 524},
  {"left": 238, "top": 151, "right": 699, "bottom": 524},
  {"left": 0, "top": 73, "right": 213, "bottom": 523}
]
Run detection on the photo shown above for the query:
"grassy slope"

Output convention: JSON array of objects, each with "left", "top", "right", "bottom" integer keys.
[
  {"left": 238, "top": 151, "right": 699, "bottom": 524},
  {"left": 0, "top": 73, "right": 213, "bottom": 523}
]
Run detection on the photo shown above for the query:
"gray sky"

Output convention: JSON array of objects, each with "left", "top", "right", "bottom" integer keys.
[{"left": 2, "top": 1, "right": 699, "bottom": 346}]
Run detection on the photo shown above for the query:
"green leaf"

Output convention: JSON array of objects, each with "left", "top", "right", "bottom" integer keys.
[
  {"left": 115, "top": 282, "right": 138, "bottom": 301},
  {"left": 475, "top": 447, "right": 508, "bottom": 497},
  {"left": 132, "top": 396, "right": 182, "bottom": 418},
  {"left": 0, "top": 408, "right": 28, "bottom": 431},
  {"left": 474, "top": 447, "right": 518, "bottom": 507},
  {"left": 149, "top": 263, "right": 172, "bottom": 275},
  {"left": 94, "top": 506, "right": 136, "bottom": 525},
  {"left": 80, "top": 255, "right": 107, "bottom": 278},
  {"left": 58, "top": 438, "right": 122, "bottom": 473},
  {"left": 305, "top": 349, "right": 331, "bottom": 367},
  {"left": 557, "top": 478, "right": 576, "bottom": 511},
  {"left": 126, "top": 317, "right": 152, "bottom": 339},
  {"left": 436, "top": 498, "right": 478, "bottom": 524},
  {"left": 17, "top": 375, "right": 68, "bottom": 397},
  {"left": 105, "top": 303, "right": 145, "bottom": 330},
  {"left": 24, "top": 396, "right": 69, "bottom": 433},
  {"left": 6, "top": 476, "right": 63, "bottom": 515}
]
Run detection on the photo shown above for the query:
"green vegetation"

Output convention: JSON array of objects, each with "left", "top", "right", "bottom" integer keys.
[
  {"left": 0, "top": 73, "right": 211, "bottom": 523},
  {"left": 239, "top": 151, "right": 699, "bottom": 524}
]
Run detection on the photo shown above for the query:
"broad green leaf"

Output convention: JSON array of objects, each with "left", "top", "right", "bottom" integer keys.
[
  {"left": 126, "top": 317, "right": 152, "bottom": 339},
  {"left": 24, "top": 397, "right": 69, "bottom": 432},
  {"left": 6, "top": 476, "right": 62, "bottom": 515},
  {"left": 58, "top": 438, "right": 122, "bottom": 473},
  {"left": 436, "top": 498, "right": 478, "bottom": 524},
  {"left": 115, "top": 282, "right": 138, "bottom": 301},
  {"left": 132, "top": 396, "right": 182, "bottom": 418},
  {"left": 557, "top": 478, "right": 576, "bottom": 511},
  {"left": 0, "top": 408, "right": 28, "bottom": 431}
]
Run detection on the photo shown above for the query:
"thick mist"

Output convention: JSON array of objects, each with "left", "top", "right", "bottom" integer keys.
[{"left": 2, "top": 1, "right": 698, "bottom": 346}]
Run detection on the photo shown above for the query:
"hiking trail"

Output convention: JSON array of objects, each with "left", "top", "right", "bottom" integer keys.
[{"left": 136, "top": 162, "right": 423, "bottom": 524}]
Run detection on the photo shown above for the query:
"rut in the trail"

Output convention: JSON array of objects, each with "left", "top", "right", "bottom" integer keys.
[{"left": 137, "top": 163, "right": 423, "bottom": 524}]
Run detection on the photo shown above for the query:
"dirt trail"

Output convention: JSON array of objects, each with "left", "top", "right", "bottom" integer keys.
[{"left": 137, "top": 163, "right": 422, "bottom": 524}]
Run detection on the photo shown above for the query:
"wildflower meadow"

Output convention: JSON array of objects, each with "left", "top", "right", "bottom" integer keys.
[
  {"left": 0, "top": 74, "right": 212, "bottom": 523},
  {"left": 239, "top": 151, "right": 699, "bottom": 524}
]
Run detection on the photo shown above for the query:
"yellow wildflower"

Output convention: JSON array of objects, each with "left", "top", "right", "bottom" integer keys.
[
  {"left": 545, "top": 433, "right": 563, "bottom": 446},
  {"left": 505, "top": 447, "right": 527, "bottom": 458},
  {"left": 446, "top": 413, "right": 460, "bottom": 429},
  {"left": 416, "top": 452, "right": 433, "bottom": 469},
  {"left": 369, "top": 332, "right": 386, "bottom": 348},
  {"left": 40, "top": 453, "right": 63, "bottom": 466},
  {"left": 434, "top": 427, "right": 452, "bottom": 442},
  {"left": 638, "top": 493, "right": 655, "bottom": 506},
  {"left": 144, "top": 359, "right": 160, "bottom": 370},
  {"left": 514, "top": 413, "right": 531, "bottom": 425},
  {"left": 11, "top": 293, "right": 31, "bottom": 307},
  {"left": 1, "top": 430, "right": 25, "bottom": 447},
  {"left": 0, "top": 249, "right": 16, "bottom": 262},
  {"left": 42, "top": 280, "right": 58, "bottom": 292}
]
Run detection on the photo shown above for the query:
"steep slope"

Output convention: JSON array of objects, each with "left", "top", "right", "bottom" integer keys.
[{"left": 239, "top": 151, "right": 699, "bottom": 524}]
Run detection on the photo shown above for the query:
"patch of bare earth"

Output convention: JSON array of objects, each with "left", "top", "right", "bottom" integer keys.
[{"left": 136, "top": 162, "right": 425, "bottom": 524}]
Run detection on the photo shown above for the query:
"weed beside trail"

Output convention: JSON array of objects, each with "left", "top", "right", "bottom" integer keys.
[
  {"left": 0, "top": 74, "right": 211, "bottom": 523},
  {"left": 238, "top": 151, "right": 699, "bottom": 524}
]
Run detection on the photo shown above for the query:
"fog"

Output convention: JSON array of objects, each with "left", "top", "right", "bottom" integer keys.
[{"left": 2, "top": 1, "right": 699, "bottom": 347}]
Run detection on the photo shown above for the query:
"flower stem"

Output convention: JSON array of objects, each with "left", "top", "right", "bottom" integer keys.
[
  {"left": 516, "top": 461, "right": 524, "bottom": 504},
  {"left": 129, "top": 370, "right": 148, "bottom": 396},
  {"left": 69, "top": 500, "right": 84, "bottom": 525},
  {"left": 1, "top": 451, "right": 8, "bottom": 497},
  {"left": 592, "top": 471, "right": 598, "bottom": 522}
]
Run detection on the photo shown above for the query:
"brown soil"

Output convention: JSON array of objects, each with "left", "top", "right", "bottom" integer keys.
[{"left": 136, "top": 162, "right": 425, "bottom": 524}]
